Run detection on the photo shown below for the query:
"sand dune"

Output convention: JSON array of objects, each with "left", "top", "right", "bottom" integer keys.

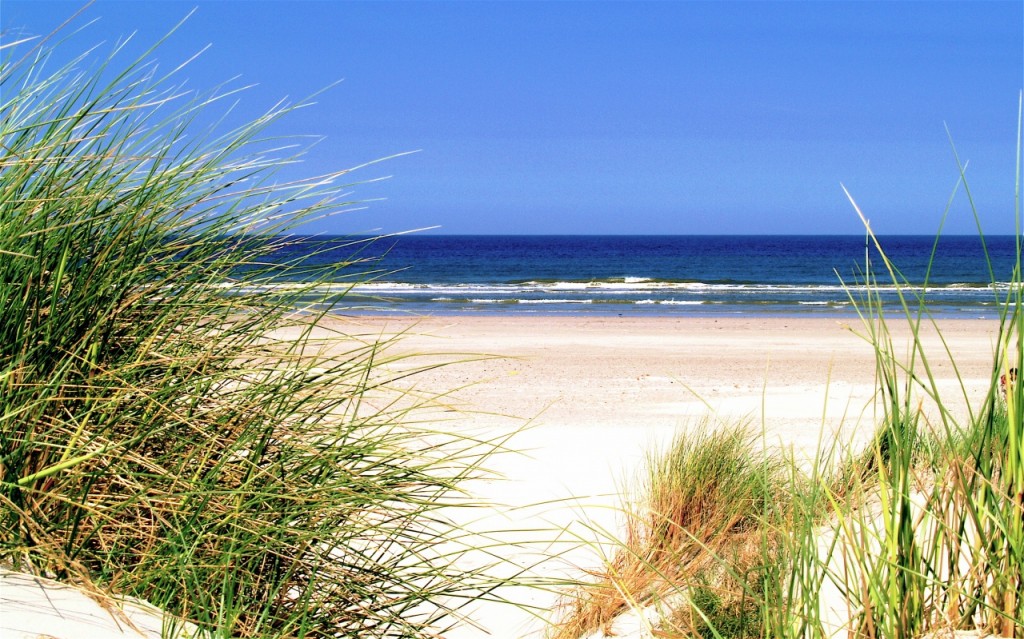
[{"left": 338, "top": 315, "right": 1002, "bottom": 638}]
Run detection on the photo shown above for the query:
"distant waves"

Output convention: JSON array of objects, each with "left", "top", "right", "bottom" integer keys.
[
  {"left": 242, "top": 235, "right": 1021, "bottom": 318},
  {"left": 224, "top": 279, "right": 1008, "bottom": 317}
]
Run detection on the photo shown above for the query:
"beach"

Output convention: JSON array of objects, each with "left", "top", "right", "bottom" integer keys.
[
  {"left": 5, "top": 3, "right": 1021, "bottom": 635},
  {"left": 330, "top": 314, "right": 1004, "bottom": 638},
  {"left": 349, "top": 314, "right": 1002, "bottom": 447},
  {"left": 1, "top": 313, "right": 1008, "bottom": 638}
]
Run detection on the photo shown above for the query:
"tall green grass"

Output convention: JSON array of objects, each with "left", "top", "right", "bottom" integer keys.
[
  {"left": 555, "top": 103, "right": 1023, "bottom": 638},
  {"left": 1, "top": 20, "right": 530, "bottom": 638},
  {"left": 810, "top": 114, "right": 1024, "bottom": 635}
]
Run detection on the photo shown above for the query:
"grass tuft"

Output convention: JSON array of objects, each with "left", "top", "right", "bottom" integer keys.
[{"left": 553, "top": 421, "right": 788, "bottom": 639}]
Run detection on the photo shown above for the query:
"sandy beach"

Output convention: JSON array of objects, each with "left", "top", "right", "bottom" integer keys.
[
  {"left": 2, "top": 314, "right": 1007, "bottom": 639},
  {"left": 5, "top": 3, "right": 1019, "bottom": 636},
  {"left": 329, "top": 314, "right": 1005, "bottom": 638},
  {"left": 348, "top": 314, "right": 1002, "bottom": 450}
]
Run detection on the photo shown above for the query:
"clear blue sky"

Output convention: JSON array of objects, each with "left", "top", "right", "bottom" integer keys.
[{"left": 3, "top": 1, "right": 1022, "bottom": 235}]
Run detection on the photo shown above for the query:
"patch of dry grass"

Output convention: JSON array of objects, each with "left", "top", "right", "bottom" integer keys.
[{"left": 553, "top": 422, "right": 787, "bottom": 639}]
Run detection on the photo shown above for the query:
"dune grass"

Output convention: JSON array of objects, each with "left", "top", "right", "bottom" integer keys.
[
  {"left": 0, "top": 20, "right": 537, "bottom": 639},
  {"left": 554, "top": 106, "right": 1023, "bottom": 638},
  {"left": 552, "top": 421, "right": 789, "bottom": 639}
]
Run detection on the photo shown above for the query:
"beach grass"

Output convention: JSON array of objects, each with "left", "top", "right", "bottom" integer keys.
[
  {"left": 554, "top": 103, "right": 1023, "bottom": 638},
  {"left": 0, "top": 21, "right": 541, "bottom": 638},
  {"left": 4, "top": 10, "right": 1021, "bottom": 639},
  {"left": 551, "top": 421, "right": 788, "bottom": 639}
]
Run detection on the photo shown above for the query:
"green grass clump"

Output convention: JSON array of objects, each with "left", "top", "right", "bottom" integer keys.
[
  {"left": 813, "top": 114, "right": 1023, "bottom": 636},
  {"left": 684, "top": 575, "right": 763, "bottom": 639},
  {"left": 0, "top": 20, "right": 522, "bottom": 639}
]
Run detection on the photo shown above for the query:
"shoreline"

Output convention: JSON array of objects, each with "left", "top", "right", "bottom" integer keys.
[{"left": 337, "top": 308, "right": 1010, "bottom": 322}]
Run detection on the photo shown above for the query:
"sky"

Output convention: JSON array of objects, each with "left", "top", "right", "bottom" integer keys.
[{"left": 2, "top": 1, "right": 1022, "bottom": 235}]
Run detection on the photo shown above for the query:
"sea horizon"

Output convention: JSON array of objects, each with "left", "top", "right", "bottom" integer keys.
[{"left": 248, "top": 234, "right": 1022, "bottom": 320}]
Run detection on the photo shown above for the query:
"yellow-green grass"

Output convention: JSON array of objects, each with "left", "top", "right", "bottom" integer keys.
[
  {"left": 0, "top": 19, "right": 544, "bottom": 639},
  {"left": 552, "top": 421, "right": 789, "bottom": 639}
]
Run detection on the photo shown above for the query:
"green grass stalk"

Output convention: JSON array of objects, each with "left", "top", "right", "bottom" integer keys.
[{"left": 555, "top": 98, "right": 1024, "bottom": 638}]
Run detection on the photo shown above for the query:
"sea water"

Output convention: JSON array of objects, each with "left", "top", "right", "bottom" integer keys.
[{"left": 254, "top": 235, "right": 1021, "bottom": 318}]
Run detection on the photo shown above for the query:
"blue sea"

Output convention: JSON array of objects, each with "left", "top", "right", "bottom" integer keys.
[{"left": 256, "top": 235, "right": 1022, "bottom": 318}]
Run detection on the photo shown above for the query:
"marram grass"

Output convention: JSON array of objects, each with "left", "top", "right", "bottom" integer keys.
[
  {"left": 555, "top": 103, "right": 1023, "bottom": 638},
  {"left": 0, "top": 20, "right": 541, "bottom": 639}
]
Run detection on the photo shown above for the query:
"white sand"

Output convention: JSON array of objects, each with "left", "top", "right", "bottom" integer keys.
[
  {"left": 2, "top": 315, "right": 1005, "bottom": 639},
  {"left": 334, "top": 315, "right": 1003, "bottom": 638},
  {"left": 0, "top": 568, "right": 201, "bottom": 639}
]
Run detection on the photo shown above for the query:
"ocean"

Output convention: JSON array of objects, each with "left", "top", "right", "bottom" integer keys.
[{"left": 255, "top": 235, "right": 1021, "bottom": 318}]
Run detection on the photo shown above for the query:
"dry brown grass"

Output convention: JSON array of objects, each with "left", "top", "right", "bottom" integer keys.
[{"left": 552, "top": 423, "right": 786, "bottom": 639}]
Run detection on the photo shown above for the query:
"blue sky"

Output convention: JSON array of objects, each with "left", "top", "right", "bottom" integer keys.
[{"left": 3, "top": 1, "right": 1022, "bottom": 235}]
